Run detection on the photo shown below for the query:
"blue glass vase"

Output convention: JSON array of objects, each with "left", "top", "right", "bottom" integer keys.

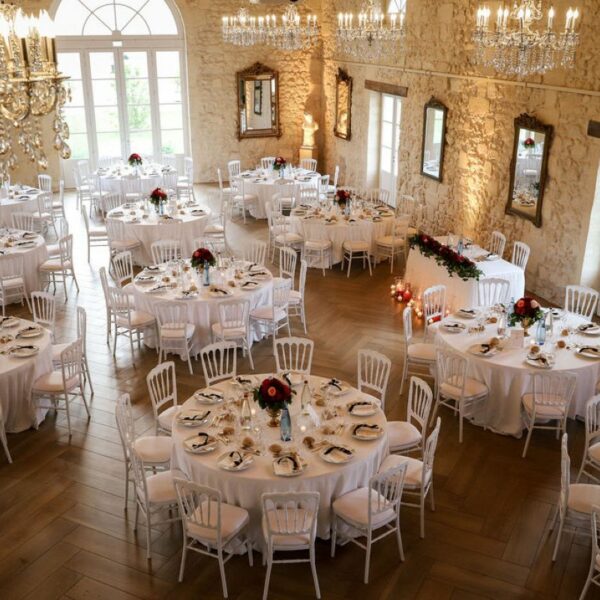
[
  {"left": 535, "top": 318, "right": 546, "bottom": 345},
  {"left": 203, "top": 261, "right": 210, "bottom": 286},
  {"left": 280, "top": 407, "right": 292, "bottom": 442}
]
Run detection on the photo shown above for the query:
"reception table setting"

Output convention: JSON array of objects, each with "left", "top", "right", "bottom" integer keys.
[
  {"left": 171, "top": 373, "right": 388, "bottom": 544},
  {"left": 0, "top": 316, "right": 53, "bottom": 433},
  {"left": 94, "top": 161, "right": 177, "bottom": 195},
  {"left": 0, "top": 184, "right": 44, "bottom": 227},
  {"left": 107, "top": 200, "right": 211, "bottom": 265},
  {"left": 435, "top": 301, "right": 600, "bottom": 437},
  {"left": 0, "top": 227, "right": 48, "bottom": 293},
  {"left": 132, "top": 258, "right": 274, "bottom": 353},
  {"left": 405, "top": 234, "right": 525, "bottom": 311}
]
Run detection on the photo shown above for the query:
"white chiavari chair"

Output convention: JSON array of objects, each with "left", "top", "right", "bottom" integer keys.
[
  {"left": 39, "top": 234, "right": 79, "bottom": 301},
  {"left": 577, "top": 395, "right": 600, "bottom": 483},
  {"left": 331, "top": 463, "right": 407, "bottom": 584},
  {"left": 489, "top": 230, "right": 506, "bottom": 257},
  {"left": 250, "top": 278, "right": 292, "bottom": 352},
  {"left": 217, "top": 167, "right": 232, "bottom": 204},
  {"left": 0, "top": 404, "right": 11, "bottom": 463},
  {"left": 301, "top": 220, "right": 332, "bottom": 276},
  {"left": 431, "top": 348, "right": 488, "bottom": 443},
  {"left": 37, "top": 173, "right": 52, "bottom": 192},
  {"left": 342, "top": 224, "right": 372, "bottom": 277},
  {"left": 319, "top": 175, "right": 330, "bottom": 200},
  {"left": 477, "top": 277, "right": 511, "bottom": 308},
  {"left": 176, "top": 157, "right": 195, "bottom": 201},
  {"left": 261, "top": 157, "right": 275, "bottom": 170},
  {"left": 327, "top": 165, "right": 340, "bottom": 196},
  {"left": 579, "top": 507, "right": 600, "bottom": 599},
  {"left": 288, "top": 259, "right": 308, "bottom": 333},
  {"left": 111, "top": 250, "right": 135, "bottom": 290},
  {"left": 564, "top": 285, "right": 599, "bottom": 320},
  {"left": 230, "top": 177, "right": 257, "bottom": 224},
  {"left": 400, "top": 306, "right": 436, "bottom": 396},
  {"left": 146, "top": 360, "right": 179, "bottom": 435},
  {"left": 298, "top": 186, "right": 319, "bottom": 208},
  {"left": 200, "top": 341, "right": 237, "bottom": 387},
  {"left": 274, "top": 336, "right": 313, "bottom": 377},
  {"left": 262, "top": 492, "right": 320, "bottom": 599},
  {"left": 81, "top": 208, "right": 108, "bottom": 262},
  {"left": 156, "top": 302, "right": 196, "bottom": 375},
  {"left": 299, "top": 158, "right": 317, "bottom": 172},
  {"left": 375, "top": 215, "right": 409, "bottom": 273},
  {"left": 211, "top": 301, "right": 254, "bottom": 370},
  {"left": 31, "top": 290, "right": 55, "bottom": 337},
  {"left": 34, "top": 192, "right": 57, "bottom": 238},
  {"left": 279, "top": 246, "right": 297, "bottom": 283},
  {"left": 274, "top": 181, "right": 296, "bottom": 212},
  {"left": 357, "top": 348, "right": 391, "bottom": 409},
  {"left": 162, "top": 170, "right": 179, "bottom": 198},
  {"left": 174, "top": 479, "right": 253, "bottom": 593},
  {"left": 271, "top": 212, "right": 303, "bottom": 262},
  {"left": 511, "top": 241, "right": 531, "bottom": 270},
  {"left": 244, "top": 240, "right": 267, "bottom": 266},
  {"left": 521, "top": 371, "right": 577, "bottom": 458},
  {"left": 11, "top": 212, "right": 34, "bottom": 232},
  {"left": 368, "top": 188, "right": 390, "bottom": 205},
  {"left": 227, "top": 159, "right": 241, "bottom": 180},
  {"left": 105, "top": 218, "right": 141, "bottom": 256},
  {"left": 0, "top": 254, "right": 30, "bottom": 315},
  {"left": 422, "top": 284, "right": 446, "bottom": 340},
  {"left": 120, "top": 175, "right": 142, "bottom": 202},
  {"left": 151, "top": 239, "right": 181, "bottom": 264}
]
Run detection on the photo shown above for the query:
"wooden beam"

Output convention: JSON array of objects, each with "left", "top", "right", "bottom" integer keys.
[
  {"left": 588, "top": 120, "right": 600, "bottom": 138},
  {"left": 364, "top": 80, "right": 408, "bottom": 97}
]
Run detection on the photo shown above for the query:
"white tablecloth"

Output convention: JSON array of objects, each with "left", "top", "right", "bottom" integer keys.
[
  {"left": 240, "top": 170, "right": 320, "bottom": 219},
  {"left": 0, "top": 187, "right": 43, "bottom": 227},
  {"left": 107, "top": 205, "right": 210, "bottom": 266},
  {"left": 436, "top": 313, "right": 600, "bottom": 437},
  {"left": 0, "top": 319, "right": 53, "bottom": 432},
  {"left": 405, "top": 241, "right": 525, "bottom": 310},
  {"left": 0, "top": 231, "right": 48, "bottom": 294},
  {"left": 289, "top": 211, "right": 395, "bottom": 265},
  {"left": 95, "top": 164, "right": 173, "bottom": 196},
  {"left": 171, "top": 374, "right": 388, "bottom": 544},
  {"left": 132, "top": 263, "right": 274, "bottom": 354}
]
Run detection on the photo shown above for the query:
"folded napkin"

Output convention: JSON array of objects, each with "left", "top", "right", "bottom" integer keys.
[
  {"left": 274, "top": 453, "right": 302, "bottom": 474},
  {"left": 179, "top": 410, "right": 210, "bottom": 422},
  {"left": 323, "top": 445, "right": 352, "bottom": 456},
  {"left": 190, "top": 432, "right": 213, "bottom": 449},
  {"left": 12, "top": 344, "right": 37, "bottom": 350},
  {"left": 580, "top": 347, "right": 600, "bottom": 354},
  {"left": 209, "top": 287, "right": 230, "bottom": 295},
  {"left": 224, "top": 450, "right": 249, "bottom": 467},
  {"left": 325, "top": 378, "right": 343, "bottom": 391},
  {"left": 579, "top": 323, "right": 598, "bottom": 331},
  {"left": 459, "top": 308, "right": 476, "bottom": 315},
  {"left": 353, "top": 424, "right": 381, "bottom": 438},
  {"left": 196, "top": 390, "right": 223, "bottom": 401},
  {"left": 241, "top": 281, "right": 258, "bottom": 288},
  {"left": 444, "top": 322, "right": 466, "bottom": 329},
  {"left": 234, "top": 375, "right": 253, "bottom": 385}
]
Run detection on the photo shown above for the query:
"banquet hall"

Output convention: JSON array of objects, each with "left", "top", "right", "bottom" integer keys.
[{"left": 0, "top": 0, "right": 599, "bottom": 598}]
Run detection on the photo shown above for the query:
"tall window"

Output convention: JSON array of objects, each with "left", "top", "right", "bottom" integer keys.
[
  {"left": 378, "top": 94, "right": 402, "bottom": 204},
  {"left": 53, "top": 0, "right": 189, "bottom": 169},
  {"left": 387, "top": 0, "right": 407, "bottom": 14}
]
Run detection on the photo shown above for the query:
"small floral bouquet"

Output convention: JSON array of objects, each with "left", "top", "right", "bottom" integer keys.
[
  {"left": 254, "top": 377, "right": 293, "bottom": 426},
  {"left": 273, "top": 156, "right": 287, "bottom": 171},
  {"left": 508, "top": 297, "right": 543, "bottom": 333},
  {"left": 523, "top": 137, "right": 536, "bottom": 149},
  {"left": 335, "top": 189, "right": 352, "bottom": 205},
  {"left": 128, "top": 153, "right": 143, "bottom": 166},
  {"left": 190, "top": 247, "right": 216, "bottom": 269},
  {"left": 149, "top": 187, "right": 168, "bottom": 207}
]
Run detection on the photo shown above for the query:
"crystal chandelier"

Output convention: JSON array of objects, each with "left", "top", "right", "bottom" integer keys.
[
  {"left": 336, "top": 0, "right": 406, "bottom": 61},
  {"left": 472, "top": 1, "right": 580, "bottom": 77},
  {"left": 222, "top": 1, "right": 318, "bottom": 51},
  {"left": 0, "top": 2, "right": 70, "bottom": 181}
]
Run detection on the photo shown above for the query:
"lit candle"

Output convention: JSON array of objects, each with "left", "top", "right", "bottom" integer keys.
[
  {"left": 496, "top": 6, "right": 503, "bottom": 28},
  {"left": 571, "top": 8, "right": 579, "bottom": 31},
  {"left": 565, "top": 8, "right": 572, "bottom": 31},
  {"left": 547, "top": 6, "right": 555, "bottom": 29}
]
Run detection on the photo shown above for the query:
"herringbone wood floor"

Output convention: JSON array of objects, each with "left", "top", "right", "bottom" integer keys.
[{"left": 0, "top": 187, "right": 597, "bottom": 600}]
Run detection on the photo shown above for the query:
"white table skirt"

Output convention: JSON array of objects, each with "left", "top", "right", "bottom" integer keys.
[
  {"left": 436, "top": 314, "right": 600, "bottom": 437},
  {"left": 289, "top": 216, "right": 394, "bottom": 265},
  {"left": 171, "top": 374, "right": 389, "bottom": 544},
  {"left": 0, "top": 234, "right": 48, "bottom": 295},
  {"left": 132, "top": 276, "right": 273, "bottom": 355},
  {"left": 107, "top": 207, "right": 210, "bottom": 266},
  {"left": 0, "top": 321, "right": 53, "bottom": 432},
  {"left": 242, "top": 173, "right": 320, "bottom": 219},
  {"left": 405, "top": 247, "right": 525, "bottom": 310},
  {"left": 0, "top": 191, "right": 42, "bottom": 228}
]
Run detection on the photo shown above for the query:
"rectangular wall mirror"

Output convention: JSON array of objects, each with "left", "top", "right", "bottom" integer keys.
[
  {"left": 421, "top": 97, "right": 448, "bottom": 182},
  {"left": 334, "top": 68, "right": 352, "bottom": 141},
  {"left": 506, "top": 113, "right": 553, "bottom": 228},
  {"left": 237, "top": 62, "right": 280, "bottom": 140}
]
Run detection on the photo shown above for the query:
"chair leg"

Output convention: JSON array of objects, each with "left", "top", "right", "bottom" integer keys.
[
  {"left": 262, "top": 548, "right": 272, "bottom": 600},
  {"left": 576, "top": 457, "right": 587, "bottom": 483},
  {"left": 578, "top": 564, "right": 594, "bottom": 600},
  {"left": 395, "top": 514, "right": 404, "bottom": 561},
  {"left": 420, "top": 492, "right": 426, "bottom": 538},
  {"left": 124, "top": 461, "right": 130, "bottom": 509},
  {"left": 522, "top": 423, "right": 534, "bottom": 458},
  {"left": 310, "top": 545, "right": 321, "bottom": 599},
  {"left": 145, "top": 511, "right": 152, "bottom": 560},
  {"left": 399, "top": 356, "right": 408, "bottom": 397},
  {"left": 217, "top": 548, "right": 228, "bottom": 598},
  {"left": 330, "top": 516, "right": 337, "bottom": 557},
  {"left": 0, "top": 427, "right": 12, "bottom": 464},
  {"left": 64, "top": 392, "right": 72, "bottom": 437},
  {"left": 552, "top": 515, "right": 565, "bottom": 562},
  {"left": 364, "top": 530, "right": 372, "bottom": 584}
]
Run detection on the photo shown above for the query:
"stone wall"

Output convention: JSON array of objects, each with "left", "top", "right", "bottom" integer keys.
[{"left": 319, "top": 0, "right": 600, "bottom": 304}]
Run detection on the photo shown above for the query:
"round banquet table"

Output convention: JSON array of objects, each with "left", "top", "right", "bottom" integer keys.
[
  {"left": 435, "top": 312, "right": 600, "bottom": 437},
  {"left": 239, "top": 169, "right": 321, "bottom": 219},
  {"left": 0, "top": 186, "right": 43, "bottom": 227},
  {"left": 107, "top": 203, "right": 211, "bottom": 266},
  {"left": 131, "top": 261, "right": 274, "bottom": 354},
  {"left": 0, "top": 318, "right": 53, "bottom": 432},
  {"left": 0, "top": 229, "right": 48, "bottom": 294},
  {"left": 94, "top": 163, "right": 175, "bottom": 196},
  {"left": 171, "top": 374, "right": 389, "bottom": 544},
  {"left": 289, "top": 206, "right": 395, "bottom": 265}
]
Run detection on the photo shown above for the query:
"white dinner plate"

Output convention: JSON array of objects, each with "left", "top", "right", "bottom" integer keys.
[
  {"left": 319, "top": 444, "right": 355, "bottom": 464},
  {"left": 347, "top": 400, "right": 378, "bottom": 417},
  {"left": 135, "top": 275, "right": 156, "bottom": 284},
  {"left": 322, "top": 378, "right": 351, "bottom": 396},
  {"left": 442, "top": 322, "right": 466, "bottom": 333},
  {"left": 468, "top": 343, "right": 499, "bottom": 358},
  {"left": 240, "top": 281, "right": 259, "bottom": 290},
  {"left": 579, "top": 323, "right": 600, "bottom": 336},
  {"left": 0, "top": 317, "right": 20, "bottom": 328},
  {"left": 576, "top": 347, "right": 600, "bottom": 360},
  {"left": 194, "top": 388, "right": 224, "bottom": 405},
  {"left": 183, "top": 433, "right": 218, "bottom": 454},
  {"left": 217, "top": 450, "right": 254, "bottom": 471},
  {"left": 485, "top": 253, "right": 499, "bottom": 261},
  {"left": 17, "top": 326, "right": 44, "bottom": 338},
  {"left": 352, "top": 423, "right": 384, "bottom": 441},
  {"left": 176, "top": 290, "right": 199, "bottom": 300},
  {"left": 525, "top": 356, "right": 553, "bottom": 369},
  {"left": 273, "top": 453, "right": 307, "bottom": 477},
  {"left": 176, "top": 409, "right": 212, "bottom": 427},
  {"left": 9, "top": 345, "right": 39, "bottom": 358},
  {"left": 457, "top": 309, "right": 477, "bottom": 319}
]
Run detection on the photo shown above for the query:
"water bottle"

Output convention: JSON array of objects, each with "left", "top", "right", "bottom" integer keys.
[
  {"left": 545, "top": 309, "right": 554, "bottom": 339},
  {"left": 280, "top": 406, "right": 292, "bottom": 442},
  {"left": 300, "top": 380, "right": 311, "bottom": 414},
  {"left": 457, "top": 236, "right": 464, "bottom": 256},
  {"left": 240, "top": 393, "right": 252, "bottom": 431},
  {"left": 535, "top": 317, "right": 547, "bottom": 346}
]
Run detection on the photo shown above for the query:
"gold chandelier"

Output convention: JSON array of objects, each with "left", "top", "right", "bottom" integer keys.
[{"left": 0, "top": 2, "right": 70, "bottom": 181}]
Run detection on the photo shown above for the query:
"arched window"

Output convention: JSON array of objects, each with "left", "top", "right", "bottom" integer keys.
[
  {"left": 52, "top": 0, "right": 189, "bottom": 169},
  {"left": 387, "top": 0, "right": 407, "bottom": 14}
]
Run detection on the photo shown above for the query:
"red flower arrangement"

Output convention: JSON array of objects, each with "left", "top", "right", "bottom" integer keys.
[
  {"left": 409, "top": 234, "right": 483, "bottom": 281},
  {"left": 335, "top": 189, "right": 352, "bottom": 205},
  {"left": 273, "top": 156, "right": 287, "bottom": 171},
  {"left": 254, "top": 377, "right": 293, "bottom": 412},
  {"left": 190, "top": 247, "right": 216, "bottom": 269},
  {"left": 523, "top": 137, "right": 536, "bottom": 149},
  {"left": 128, "top": 153, "right": 142, "bottom": 166},
  {"left": 149, "top": 187, "right": 168, "bottom": 206},
  {"left": 508, "top": 297, "right": 543, "bottom": 328}
]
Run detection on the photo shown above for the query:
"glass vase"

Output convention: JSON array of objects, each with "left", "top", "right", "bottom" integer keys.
[{"left": 203, "top": 261, "right": 210, "bottom": 286}]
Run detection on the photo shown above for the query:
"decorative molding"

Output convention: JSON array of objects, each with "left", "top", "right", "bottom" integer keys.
[
  {"left": 238, "top": 62, "right": 275, "bottom": 78},
  {"left": 364, "top": 80, "right": 408, "bottom": 97},
  {"left": 588, "top": 120, "right": 600, "bottom": 138}
]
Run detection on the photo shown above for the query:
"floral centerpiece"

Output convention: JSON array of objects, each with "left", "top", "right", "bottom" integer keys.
[
  {"left": 254, "top": 377, "right": 293, "bottom": 427},
  {"left": 149, "top": 187, "right": 168, "bottom": 209},
  {"left": 335, "top": 189, "right": 352, "bottom": 207},
  {"left": 522, "top": 137, "right": 536, "bottom": 149},
  {"left": 128, "top": 153, "right": 142, "bottom": 167},
  {"left": 508, "top": 297, "right": 543, "bottom": 335},
  {"left": 190, "top": 247, "right": 216, "bottom": 270},
  {"left": 273, "top": 156, "right": 287, "bottom": 172},
  {"left": 409, "top": 234, "right": 483, "bottom": 281}
]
